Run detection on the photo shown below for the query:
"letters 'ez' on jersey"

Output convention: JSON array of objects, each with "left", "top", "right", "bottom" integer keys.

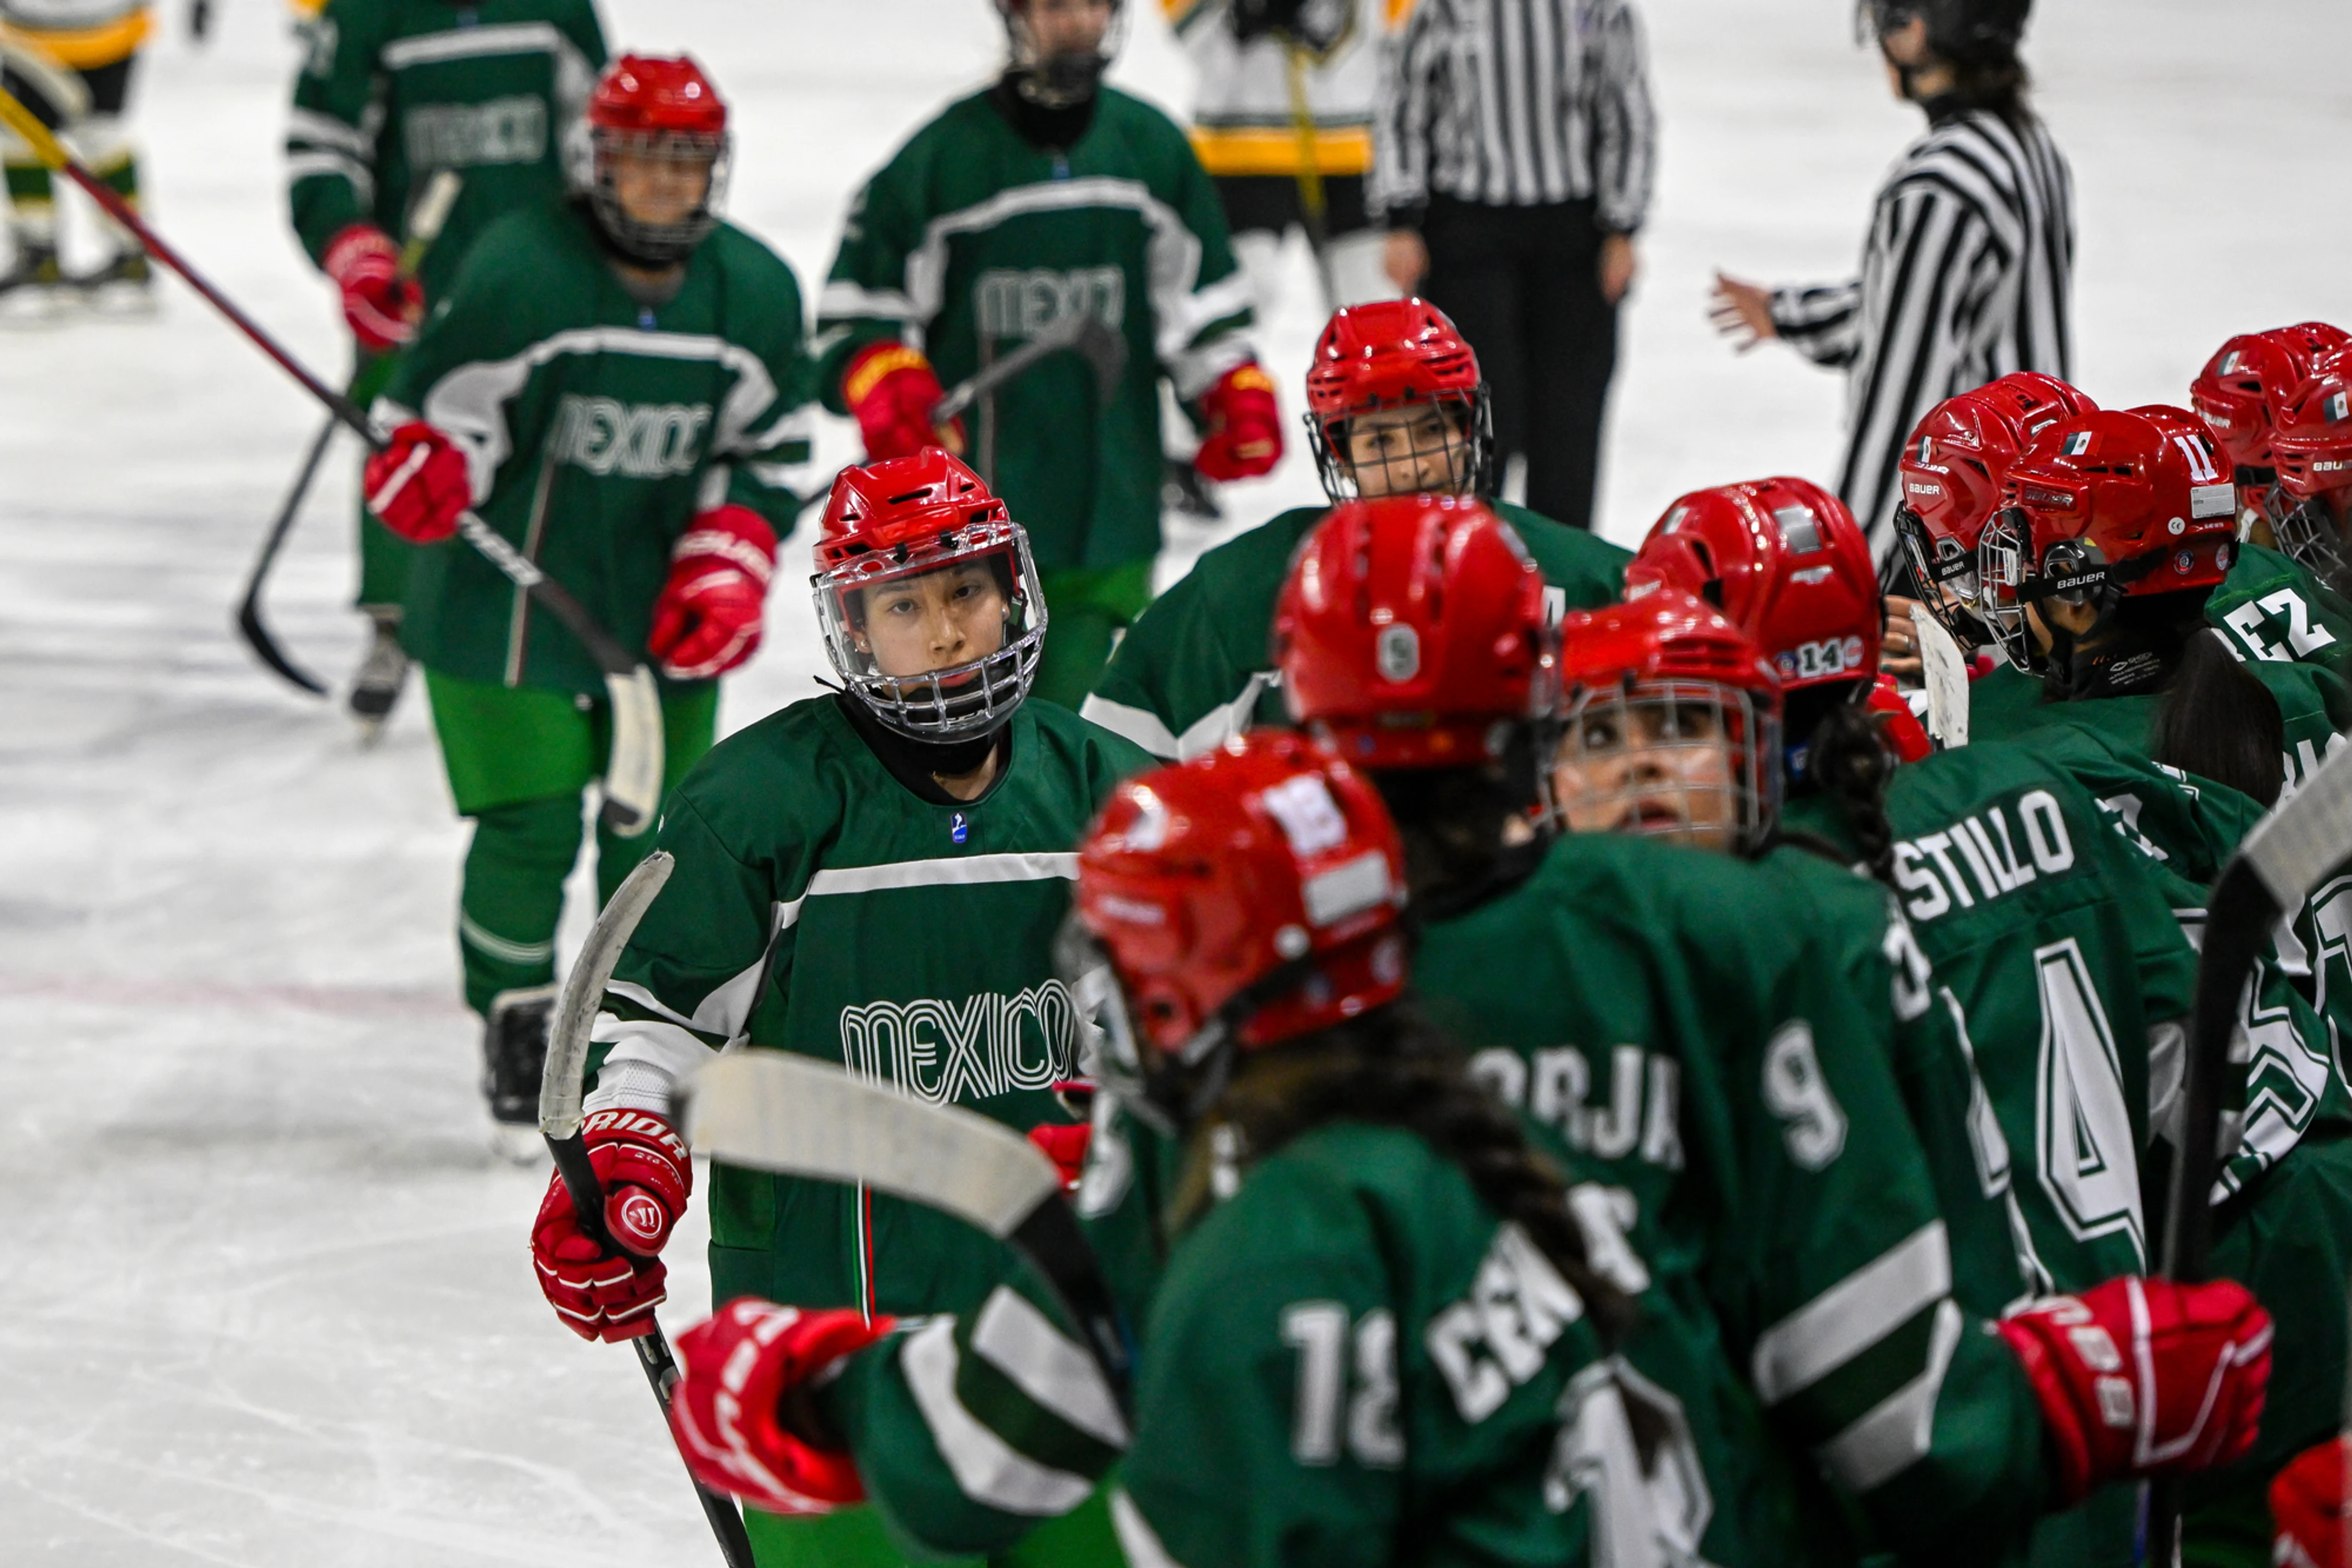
[
  {"left": 378, "top": 199, "right": 813, "bottom": 697},
  {"left": 1082, "top": 499, "right": 1628, "bottom": 758},
  {"left": 2204, "top": 540, "right": 2352, "bottom": 680},
  {"left": 589, "top": 696, "right": 1154, "bottom": 1320},
  {"left": 816, "top": 86, "right": 1254, "bottom": 576},
  {"left": 288, "top": 0, "right": 607, "bottom": 300}
]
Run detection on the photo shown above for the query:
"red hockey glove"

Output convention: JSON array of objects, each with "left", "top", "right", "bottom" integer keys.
[
  {"left": 323, "top": 222, "right": 423, "bottom": 353},
  {"left": 2274, "top": 1436, "right": 2352, "bottom": 1568},
  {"left": 1867, "top": 674, "right": 1933, "bottom": 763},
  {"left": 648, "top": 505, "right": 779, "bottom": 680},
  {"left": 670, "top": 1300, "right": 896, "bottom": 1515},
  {"left": 844, "top": 340, "right": 963, "bottom": 462},
  {"left": 1193, "top": 362, "right": 1283, "bottom": 482},
  {"left": 530, "top": 1109, "right": 693, "bottom": 1343},
  {"left": 1995, "top": 1275, "right": 2271, "bottom": 1505},
  {"left": 362, "top": 422, "right": 471, "bottom": 543},
  {"left": 1027, "top": 1122, "right": 1091, "bottom": 1192}
]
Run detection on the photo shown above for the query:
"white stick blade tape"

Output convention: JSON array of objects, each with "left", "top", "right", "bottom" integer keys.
[
  {"left": 602, "top": 666, "right": 666, "bottom": 839},
  {"left": 542, "top": 850, "right": 675, "bottom": 1136},
  {"left": 1913, "top": 612, "right": 1969, "bottom": 749},
  {"left": 685, "top": 1052, "right": 1063, "bottom": 1241},
  {"left": 2242, "top": 741, "right": 2352, "bottom": 908}
]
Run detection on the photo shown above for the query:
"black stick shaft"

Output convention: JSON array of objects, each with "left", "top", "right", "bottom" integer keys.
[
  {"left": 548, "top": 1131, "right": 757, "bottom": 1568},
  {"left": 234, "top": 415, "right": 339, "bottom": 695}
]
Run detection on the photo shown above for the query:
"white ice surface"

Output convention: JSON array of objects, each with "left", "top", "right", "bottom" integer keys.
[{"left": 2, "top": 1, "right": 2349, "bottom": 1561}]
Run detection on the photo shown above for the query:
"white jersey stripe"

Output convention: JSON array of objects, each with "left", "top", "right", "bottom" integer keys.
[
  {"left": 1750, "top": 1220, "right": 1951, "bottom": 1403},
  {"left": 970, "top": 1288, "right": 1130, "bottom": 1447},
  {"left": 902, "top": 1319, "right": 1097, "bottom": 1516}
]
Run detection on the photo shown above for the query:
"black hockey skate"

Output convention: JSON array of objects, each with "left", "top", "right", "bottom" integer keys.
[
  {"left": 0, "top": 239, "right": 64, "bottom": 319},
  {"left": 348, "top": 610, "right": 409, "bottom": 743},
  {"left": 483, "top": 982, "right": 557, "bottom": 1163}
]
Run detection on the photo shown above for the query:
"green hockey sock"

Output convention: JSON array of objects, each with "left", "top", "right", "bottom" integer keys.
[
  {"left": 458, "top": 793, "right": 584, "bottom": 1015},
  {"left": 4, "top": 159, "right": 55, "bottom": 238}
]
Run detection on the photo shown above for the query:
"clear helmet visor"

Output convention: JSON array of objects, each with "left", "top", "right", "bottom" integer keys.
[
  {"left": 1307, "top": 388, "right": 1492, "bottom": 503},
  {"left": 813, "top": 520, "right": 1048, "bottom": 741},
  {"left": 1552, "top": 679, "right": 1775, "bottom": 853}
]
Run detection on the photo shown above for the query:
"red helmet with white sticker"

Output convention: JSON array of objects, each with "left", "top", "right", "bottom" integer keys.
[
  {"left": 1060, "top": 732, "right": 1410, "bottom": 1123},
  {"left": 1301, "top": 299, "right": 1493, "bottom": 501},
  {"left": 1275, "top": 494, "right": 1552, "bottom": 770},
  {"left": 1629, "top": 476, "right": 1881, "bottom": 696},
  {"left": 2189, "top": 323, "right": 2349, "bottom": 474},
  {"left": 1552, "top": 590, "right": 1783, "bottom": 853},
  {"left": 812, "top": 450, "right": 1047, "bottom": 740},
  {"left": 1980, "top": 407, "right": 2238, "bottom": 670},
  {"left": 582, "top": 56, "right": 730, "bottom": 264}
]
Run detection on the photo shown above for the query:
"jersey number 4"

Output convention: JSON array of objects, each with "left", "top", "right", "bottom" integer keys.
[{"left": 2033, "top": 939, "right": 2144, "bottom": 1261}]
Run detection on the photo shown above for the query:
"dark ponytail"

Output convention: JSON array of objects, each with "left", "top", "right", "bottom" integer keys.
[
  {"left": 2152, "top": 629, "right": 2286, "bottom": 808},
  {"left": 1183, "top": 1006, "right": 1639, "bottom": 1346},
  {"left": 1805, "top": 699, "right": 1903, "bottom": 883}
]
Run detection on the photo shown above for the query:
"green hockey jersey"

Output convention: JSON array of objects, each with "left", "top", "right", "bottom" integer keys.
[
  {"left": 815, "top": 84, "right": 1253, "bottom": 575},
  {"left": 378, "top": 198, "right": 813, "bottom": 697},
  {"left": 1969, "top": 656, "right": 2352, "bottom": 798},
  {"left": 1415, "top": 832, "right": 2050, "bottom": 1562},
  {"left": 288, "top": 0, "right": 606, "bottom": 301},
  {"left": 2206, "top": 541, "right": 2352, "bottom": 678},
  {"left": 590, "top": 695, "right": 1153, "bottom": 1317},
  {"left": 1081, "top": 501, "right": 1631, "bottom": 758}
]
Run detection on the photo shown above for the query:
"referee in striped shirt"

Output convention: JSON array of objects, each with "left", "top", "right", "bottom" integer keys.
[
  {"left": 1371, "top": 0, "right": 1656, "bottom": 533},
  {"left": 1712, "top": 0, "right": 2072, "bottom": 572}
]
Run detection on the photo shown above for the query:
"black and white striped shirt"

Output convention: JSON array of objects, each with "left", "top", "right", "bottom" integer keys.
[
  {"left": 1369, "top": 0, "right": 1656, "bottom": 233},
  {"left": 1771, "top": 107, "right": 2074, "bottom": 562}
]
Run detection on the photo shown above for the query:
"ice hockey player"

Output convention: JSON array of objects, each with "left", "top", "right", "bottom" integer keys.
[
  {"left": 531, "top": 450, "right": 1152, "bottom": 1568},
  {"left": 0, "top": 0, "right": 156, "bottom": 302},
  {"left": 1163, "top": 0, "right": 1401, "bottom": 307},
  {"left": 2270, "top": 347, "right": 2352, "bottom": 593},
  {"left": 1969, "top": 405, "right": 2352, "bottom": 797},
  {"left": 665, "top": 730, "right": 1685, "bottom": 1568},
  {"left": 814, "top": 0, "right": 1280, "bottom": 708},
  {"left": 286, "top": 0, "right": 608, "bottom": 730},
  {"left": 1081, "top": 297, "right": 1627, "bottom": 758},
  {"left": 2190, "top": 323, "right": 2351, "bottom": 545},
  {"left": 359, "top": 55, "right": 810, "bottom": 1157}
]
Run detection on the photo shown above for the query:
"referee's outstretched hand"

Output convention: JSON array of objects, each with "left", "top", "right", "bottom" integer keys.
[{"left": 1709, "top": 273, "right": 1778, "bottom": 351}]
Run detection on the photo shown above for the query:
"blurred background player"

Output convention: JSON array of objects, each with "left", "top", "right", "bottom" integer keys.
[
  {"left": 358, "top": 55, "right": 811, "bottom": 1157},
  {"left": 0, "top": 0, "right": 155, "bottom": 304},
  {"left": 1370, "top": 0, "right": 1653, "bottom": 532},
  {"left": 1082, "top": 297, "right": 1626, "bottom": 758},
  {"left": 2270, "top": 345, "right": 2352, "bottom": 597},
  {"left": 286, "top": 0, "right": 607, "bottom": 731},
  {"left": 1711, "top": 0, "right": 2071, "bottom": 567},
  {"left": 815, "top": 0, "right": 1280, "bottom": 709},
  {"left": 542, "top": 451, "right": 1150, "bottom": 1568},
  {"left": 2188, "top": 322, "right": 2350, "bottom": 552},
  {"left": 1162, "top": 0, "right": 1403, "bottom": 310}
]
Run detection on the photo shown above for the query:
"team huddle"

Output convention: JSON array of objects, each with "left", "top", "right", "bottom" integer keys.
[{"left": 247, "top": 1, "right": 2352, "bottom": 1565}]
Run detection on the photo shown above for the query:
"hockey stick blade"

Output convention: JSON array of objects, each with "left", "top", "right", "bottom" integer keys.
[
  {"left": 533, "top": 850, "right": 754, "bottom": 1568},
  {"left": 599, "top": 666, "right": 665, "bottom": 839},
  {"left": 681, "top": 1052, "right": 1133, "bottom": 1404},
  {"left": 234, "top": 416, "right": 338, "bottom": 695}
]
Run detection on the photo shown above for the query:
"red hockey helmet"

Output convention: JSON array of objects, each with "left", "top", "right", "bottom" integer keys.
[
  {"left": 1981, "top": 407, "right": 2238, "bottom": 670},
  {"left": 1553, "top": 590, "right": 1783, "bottom": 853},
  {"left": 2270, "top": 345, "right": 2352, "bottom": 578},
  {"left": 1891, "top": 373, "right": 2096, "bottom": 636},
  {"left": 2189, "top": 323, "right": 2350, "bottom": 474},
  {"left": 582, "top": 56, "right": 730, "bottom": 264},
  {"left": 1062, "top": 731, "right": 1410, "bottom": 1122},
  {"left": 1273, "top": 494, "right": 1551, "bottom": 769},
  {"left": 1630, "top": 476, "right": 1881, "bottom": 695},
  {"left": 812, "top": 450, "right": 1047, "bottom": 740},
  {"left": 1302, "top": 298, "right": 1493, "bottom": 501}
]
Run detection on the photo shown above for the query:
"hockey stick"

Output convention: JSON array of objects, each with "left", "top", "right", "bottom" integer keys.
[
  {"left": 680, "top": 1052, "right": 1134, "bottom": 1411},
  {"left": 0, "top": 87, "right": 666, "bottom": 837},
  {"left": 2145, "top": 739, "right": 2352, "bottom": 1561},
  {"left": 932, "top": 307, "right": 1128, "bottom": 425},
  {"left": 235, "top": 170, "right": 463, "bottom": 697},
  {"left": 535, "top": 849, "right": 757, "bottom": 1568},
  {"left": 1280, "top": 42, "right": 1338, "bottom": 311}
]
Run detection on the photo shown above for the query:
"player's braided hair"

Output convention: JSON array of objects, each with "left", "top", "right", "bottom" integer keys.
[
  {"left": 1769, "top": 688, "right": 1901, "bottom": 884},
  {"left": 1173, "top": 1002, "right": 1640, "bottom": 1347}
]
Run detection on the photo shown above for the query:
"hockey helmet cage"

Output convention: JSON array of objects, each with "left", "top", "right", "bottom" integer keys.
[
  {"left": 1061, "top": 731, "right": 1409, "bottom": 1127},
  {"left": 812, "top": 450, "right": 1048, "bottom": 741},
  {"left": 1892, "top": 373, "right": 2096, "bottom": 641},
  {"left": 1630, "top": 476, "right": 1881, "bottom": 696},
  {"left": 1981, "top": 406, "right": 2237, "bottom": 670},
  {"left": 1274, "top": 494, "right": 1553, "bottom": 770},
  {"left": 2270, "top": 344, "right": 2352, "bottom": 578},
  {"left": 1303, "top": 298, "right": 1493, "bottom": 501},
  {"left": 582, "top": 55, "right": 730, "bottom": 264},
  {"left": 995, "top": 0, "right": 1125, "bottom": 109},
  {"left": 1553, "top": 590, "right": 1783, "bottom": 854}
]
